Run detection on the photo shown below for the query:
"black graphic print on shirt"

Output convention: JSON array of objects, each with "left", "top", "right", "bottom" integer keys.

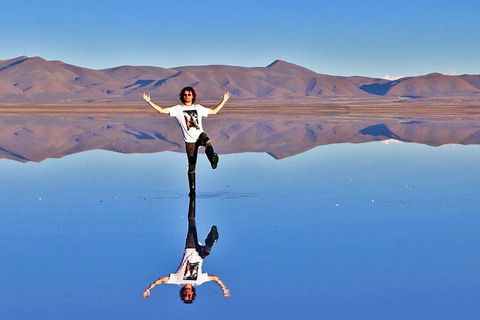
[
  {"left": 183, "top": 110, "right": 200, "bottom": 130},
  {"left": 184, "top": 261, "right": 199, "bottom": 280}
]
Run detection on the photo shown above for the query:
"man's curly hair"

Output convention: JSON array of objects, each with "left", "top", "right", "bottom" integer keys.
[{"left": 180, "top": 87, "right": 196, "bottom": 104}]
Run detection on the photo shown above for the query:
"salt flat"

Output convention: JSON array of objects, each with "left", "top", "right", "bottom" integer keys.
[{"left": 1, "top": 97, "right": 480, "bottom": 121}]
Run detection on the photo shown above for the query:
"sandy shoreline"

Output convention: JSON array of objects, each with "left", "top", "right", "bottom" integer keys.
[{"left": 1, "top": 97, "right": 480, "bottom": 121}]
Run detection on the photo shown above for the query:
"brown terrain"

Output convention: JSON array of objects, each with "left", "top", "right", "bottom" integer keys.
[
  {"left": 1, "top": 56, "right": 480, "bottom": 162},
  {"left": 1, "top": 55, "right": 480, "bottom": 118},
  {"left": 1, "top": 55, "right": 480, "bottom": 105},
  {"left": 0, "top": 114, "right": 479, "bottom": 162}
]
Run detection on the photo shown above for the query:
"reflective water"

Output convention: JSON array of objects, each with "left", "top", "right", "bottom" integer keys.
[
  {"left": 1, "top": 116, "right": 480, "bottom": 319},
  {"left": 1, "top": 115, "right": 479, "bottom": 161}
]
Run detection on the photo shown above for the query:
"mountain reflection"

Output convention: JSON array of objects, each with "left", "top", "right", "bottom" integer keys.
[
  {"left": 1, "top": 115, "right": 480, "bottom": 162},
  {"left": 142, "top": 194, "right": 229, "bottom": 303}
]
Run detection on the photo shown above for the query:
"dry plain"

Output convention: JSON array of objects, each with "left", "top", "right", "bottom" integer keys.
[{"left": 1, "top": 97, "right": 480, "bottom": 122}]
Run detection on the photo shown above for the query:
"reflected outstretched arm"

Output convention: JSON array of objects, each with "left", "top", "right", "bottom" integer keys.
[
  {"left": 209, "top": 275, "right": 230, "bottom": 298},
  {"left": 143, "top": 92, "right": 169, "bottom": 114},
  {"left": 143, "top": 276, "right": 169, "bottom": 298}
]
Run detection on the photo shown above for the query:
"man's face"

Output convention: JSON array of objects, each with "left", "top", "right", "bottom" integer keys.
[
  {"left": 183, "top": 91, "right": 193, "bottom": 105},
  {"left": 182, "top": 287, "right": 194, "bottom": 301}
]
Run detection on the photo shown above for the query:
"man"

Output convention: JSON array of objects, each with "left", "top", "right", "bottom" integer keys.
[
  {"left": 143, "top": 88, "right": 231, "bottom": 195},
  {"left": 142, "top": 194, "right": 230, "bottom": 303}
]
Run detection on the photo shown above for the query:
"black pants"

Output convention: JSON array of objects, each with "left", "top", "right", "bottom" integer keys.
[
  {"left": 185, "top": 195, "right": 214, "bottom": 258},
  {"left": 185, "top": 132, "right": 214, "bottom": 175}
]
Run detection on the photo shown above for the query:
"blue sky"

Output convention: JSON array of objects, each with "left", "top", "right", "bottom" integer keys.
[{"left": 2, "top": 0, "right": 480, "bottom": 78}]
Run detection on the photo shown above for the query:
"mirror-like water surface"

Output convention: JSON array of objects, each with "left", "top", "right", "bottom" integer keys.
[
  {"left": 1, "top": 115, "right": 479, "bottom": 162},
  {"left": 1, "top": 118, "right": 480, "bottom": 319}
]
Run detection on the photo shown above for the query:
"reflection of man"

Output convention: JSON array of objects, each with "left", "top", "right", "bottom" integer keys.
[
  {"left": 142, "top": 195, "right": 230, "bottom": 303},
  {"left": 143, "top": 87, "right": 231, "bottom": 196}
]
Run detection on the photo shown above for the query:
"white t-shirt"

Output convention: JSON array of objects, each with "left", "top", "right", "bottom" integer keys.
[
  {"left": 167, "top": 248, "right": 211, "bottom": 286},
  {"left": 167, "top": 104, "right": 210, "bottom": 143}
]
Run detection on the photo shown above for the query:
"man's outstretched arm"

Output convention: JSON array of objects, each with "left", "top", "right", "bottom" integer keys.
[
  {"left": 143, "top": 92, "right": 169, "bottom": 114},
  {"left": 208, "top": 91, "right": 231, "bottom": 115},
  {"left": 209, "top": 275, "right": 230, "bottom": 297},
  {"left": 143, "top": 276, "right": 169, "bottom": 298}
]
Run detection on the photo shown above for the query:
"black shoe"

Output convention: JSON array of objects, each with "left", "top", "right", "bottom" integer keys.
[
  {"left": 211, "top": 153, "right": 219, "bottom": 169},
  {"left": 209, "top": 225, "right": 219, "bottom": 242}
]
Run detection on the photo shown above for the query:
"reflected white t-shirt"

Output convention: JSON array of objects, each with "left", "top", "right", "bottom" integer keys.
[
  {"left": 167, "top": 104, "right": 210, "bottom": 143},
  {"left": 167, "top": 248, "right": 210, "bottom": 286}
]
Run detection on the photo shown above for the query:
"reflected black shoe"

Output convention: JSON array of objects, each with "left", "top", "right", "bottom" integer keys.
[
  {"left": 211, "top": 153, "right": 219, "bottom": 169},
  {"left": 188, "top": 173, "right": 195, "bottom": 196},
  {"left": 210, "top": 225, "right": 219, "bottom": 242}
]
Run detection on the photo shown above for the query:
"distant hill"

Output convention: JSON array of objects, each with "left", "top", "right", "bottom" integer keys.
[
  {"left": 1, "top": 56, "right": 480, "bottom": 104},
  {"left": 1, "top": 115, "right": 480, "bottom": 162}
]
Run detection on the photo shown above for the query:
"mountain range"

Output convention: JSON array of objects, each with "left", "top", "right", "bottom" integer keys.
[
  {"left": 1, "top": 56, "right": 480, "bottom": 104},
  {"left": 1, "top": 115, "right": 479, "bottom": 162}
]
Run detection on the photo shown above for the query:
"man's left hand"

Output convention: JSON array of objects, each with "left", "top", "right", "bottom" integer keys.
[
  {"left": 223, "top": 288, "right": 230, "bottom": 298},
  {"left": 222, "top": 91, "right": 231, "bottom": 103}
]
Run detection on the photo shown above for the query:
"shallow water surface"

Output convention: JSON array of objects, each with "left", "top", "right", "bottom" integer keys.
[{"left": 1, "top": 135, "right": 480, "bottom": 319}]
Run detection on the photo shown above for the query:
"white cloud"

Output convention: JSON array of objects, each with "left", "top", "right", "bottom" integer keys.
[
  {"left": 445, "top": 68, "right": 456, "bottom": 75},
  {"left": 382, "top": 74, "right": 404, "bottom": 81},
  {"left": 442, "top": 144, "right": 457, "bottom": 150},
  {"left": 382, "top": 139, "right": 404, "bottom": 145}
]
